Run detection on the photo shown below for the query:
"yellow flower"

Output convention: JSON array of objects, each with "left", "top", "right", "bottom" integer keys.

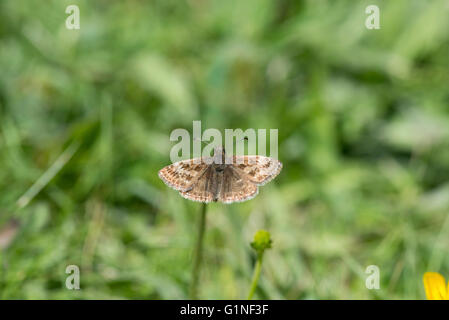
[{"left": 423, "top": 272, "right": 449, "bottom": 300}]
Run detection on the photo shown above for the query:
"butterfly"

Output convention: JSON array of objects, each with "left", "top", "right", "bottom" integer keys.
[{"left": 158, "top": 146, "right": 282, "bottom": 203}]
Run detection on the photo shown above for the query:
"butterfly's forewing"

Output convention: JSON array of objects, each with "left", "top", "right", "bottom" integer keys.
[
  {"left": 232, "top": 155, "right": 282, "bottom": 186},
  {"left": 158, "top": 158, "right": 209, "bottom": 192},
  {"left": 219, "top": 166, "right": 258, "bottom": 203}
]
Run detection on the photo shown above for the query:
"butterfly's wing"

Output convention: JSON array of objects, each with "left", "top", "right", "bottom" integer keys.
[
  {"left": 232, "top": 155, "right": 282, "bottom": 186},
  {"left": 158, "top": 158, "right": 209, "bottom": 192},
  {"left": 219, "top": 166, "right": 258, "bottom": 204},
  {"left": 179, "top": 166, "right": 218, "bottom": 203}
]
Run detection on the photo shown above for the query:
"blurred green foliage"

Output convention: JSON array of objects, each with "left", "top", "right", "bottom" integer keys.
[{"left": 1, "top": 0, "right": 449, "bottom": 299}]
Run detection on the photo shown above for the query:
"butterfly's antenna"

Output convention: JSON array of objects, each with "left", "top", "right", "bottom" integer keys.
[
  {"left": 194, "top": 137, "right": 225, "bottom": 158},
  {"left": 193, "top": 137, "right": 211, "bottom": 147},
  {"left": 233, "top": 136, "right": 249, "bottom": 143},
  {"left": 234, "top": 136, "right": 249, "bottom": 151}
]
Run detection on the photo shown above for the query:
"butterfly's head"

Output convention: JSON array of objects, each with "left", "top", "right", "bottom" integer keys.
[{"left": 213, "top": 145, "right": 226, "bottom": 165}]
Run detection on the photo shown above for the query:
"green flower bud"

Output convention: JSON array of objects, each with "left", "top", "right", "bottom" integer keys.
[{"left": 250, "top": 230, "right": 272, "bottom": 254}]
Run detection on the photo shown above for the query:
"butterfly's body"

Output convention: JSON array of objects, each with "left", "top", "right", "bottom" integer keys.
[
  {"left": 158, "top": 147, "right": 282, "bottom": 204},
  {"left": 191, "top": 164, "right": 224, "bottom": 202}
]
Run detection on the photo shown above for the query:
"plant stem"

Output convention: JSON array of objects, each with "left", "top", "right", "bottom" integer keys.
[
  {"left": 189, "top": 203, "right": 207, "bottom": 299},
  {"left": 247, "top": 252, "right": 263, "bottom": 300}
]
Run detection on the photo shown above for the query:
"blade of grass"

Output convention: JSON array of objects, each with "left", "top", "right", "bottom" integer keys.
[{"left": 16, "top": 141, "right": 80, "bottom": 210}]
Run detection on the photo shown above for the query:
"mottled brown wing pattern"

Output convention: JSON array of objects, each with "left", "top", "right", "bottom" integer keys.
[
  {"left": 219, "top": 166, "right": 258, "bottom": 204},
  {"left": 180, "top": 166, "right": 222, "bottom": 203},
  {"left": 159, "top": 152, "right": 282, "bottom": 204},
  {"left": 232, "top": 155, "right": 282, "bottom": 186},
  {"left": 158, "top": 158, "right": 208, "bottom": 192}
]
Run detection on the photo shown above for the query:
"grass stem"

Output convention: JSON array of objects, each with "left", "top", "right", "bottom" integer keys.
[
  {"left": 189, "top": 202, "right": 207, "bottom": 299},
  {"left": 247, "top": 252, "right": 263, "bottom": 300}
]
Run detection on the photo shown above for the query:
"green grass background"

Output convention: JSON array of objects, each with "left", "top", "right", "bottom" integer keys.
[{"left": 1, "top": 0, "right": 449, "bottom": 299}]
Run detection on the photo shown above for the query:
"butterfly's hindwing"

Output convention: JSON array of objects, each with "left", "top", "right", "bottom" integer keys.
[
  {"left": 179, "top": 166, "right": 221, "bottom": 203},
  {"left": 219, "top": 166, "right": 258, "bottom": 203}
]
